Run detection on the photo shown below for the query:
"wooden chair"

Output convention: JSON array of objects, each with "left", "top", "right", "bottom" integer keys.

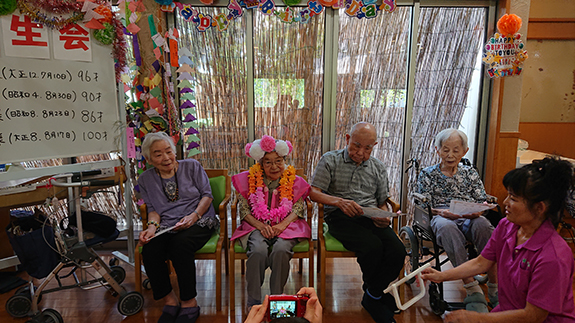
[
  {"left": 229, "top": 169, "right": 314, "bottom": 311},
  {"left": 317, "top": 198, "right": 400, "bottom": 305},
  {"left": 133, "top": 169, "right": 231, "bottom": 311}
]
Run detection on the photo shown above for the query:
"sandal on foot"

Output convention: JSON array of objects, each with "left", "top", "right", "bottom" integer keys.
[
  {"left": 464, "top": 292, "right": 488, "bottom": 313},
  {"left": 175, "top": 306, "right": 200, "bottom": 323}
]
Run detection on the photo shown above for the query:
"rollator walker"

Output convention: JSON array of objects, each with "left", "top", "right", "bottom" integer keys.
[{"left": 5, "top": 174, "right": 144, "bottom": 323}]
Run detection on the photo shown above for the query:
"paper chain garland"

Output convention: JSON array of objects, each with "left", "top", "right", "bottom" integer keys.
[{"left": 161, "top": 0, "right": 396, "bottom": 32}]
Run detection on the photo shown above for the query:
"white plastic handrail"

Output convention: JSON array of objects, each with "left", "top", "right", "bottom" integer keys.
[{"left": 383, "top": 262, "right": 431, "bottom": 311}]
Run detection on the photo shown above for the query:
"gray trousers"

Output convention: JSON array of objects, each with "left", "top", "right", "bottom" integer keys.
[
  {"left": 246, "top": 230, "right": 298, "bottom": 306},
  {"left": 431, "top": 215, "right": 493, "bottom": 267}
]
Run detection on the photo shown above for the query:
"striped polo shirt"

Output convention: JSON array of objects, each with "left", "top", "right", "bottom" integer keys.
[{"left": 311, "top": 148, "right": 389, "bottom": 216}]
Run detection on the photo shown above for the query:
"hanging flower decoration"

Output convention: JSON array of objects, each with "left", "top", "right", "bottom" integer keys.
[
  {"left": 0, "top": 0, "right": 17, "bottom": 16},
  {"left": 93, "top": 22, "right": 115, "bottom": 45},
  {"left": 93, "top": 4, "right": 113, "bottom": 24},
  {"left": 483, "top": 13, "right": 527, "bottom": 78},
  {"left": 248, "top": 164, "right": 296, "bottom": 224},
  {"left": 497, "top": 13, "right": 522, "bottom": 36}
]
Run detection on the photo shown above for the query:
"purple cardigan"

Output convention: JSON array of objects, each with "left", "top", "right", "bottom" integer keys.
[{"left": 138, "top": 159, "right": 217, "bottom": 228}]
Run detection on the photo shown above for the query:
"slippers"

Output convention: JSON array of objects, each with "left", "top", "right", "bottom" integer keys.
[
  {"left": 158, "top": 305, "right": 180, "bottom": 323},
  {"left": 175, "top": 306, "right": 200, "bottom": 323},
  {"left": 464, "top": 292, "right": 489, "bottom": 313}
]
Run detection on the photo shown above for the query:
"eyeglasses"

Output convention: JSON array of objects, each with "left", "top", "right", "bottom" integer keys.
[{"left": 262, "top": 158, "right": 285, "bottom": 167}]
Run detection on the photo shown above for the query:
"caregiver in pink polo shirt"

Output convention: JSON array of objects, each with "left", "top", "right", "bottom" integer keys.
[{"left": 422, "top": 156, "right": 575, "bottom": 323}]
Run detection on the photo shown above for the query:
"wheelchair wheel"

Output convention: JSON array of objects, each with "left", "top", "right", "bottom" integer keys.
[
  {"left": 110, "top": 265, "right": 126, "bottom": 284},
  {"left": 399, "top": 226, "right": 419, "bottom": 284},
  {"left": 117, "top": 291, "right": 144, "bottom": 316},
  {"left": 429, "top": 283, "right": 446, "bottom": 316},
  {"left": 6, "top": 294, "right": 32, "bottom": 318},
  {"left": 142, "top": 278, "right": 152, "bottom": 290}
]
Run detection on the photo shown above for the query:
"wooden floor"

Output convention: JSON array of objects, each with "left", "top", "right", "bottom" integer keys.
[{"left": 0, "top": 248, "right": 480, "bottom": 323}]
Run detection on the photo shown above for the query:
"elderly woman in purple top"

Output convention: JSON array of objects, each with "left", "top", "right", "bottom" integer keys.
[
  {"left": 423, "top": 157, "right": 575, "bottom": 323},
  {"left": 138, "top": 132, "right": 218, "bottom": 323}
]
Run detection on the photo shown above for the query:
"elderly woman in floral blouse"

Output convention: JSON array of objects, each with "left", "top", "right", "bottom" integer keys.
[
  {"left": 231, "top": 135, "right": 311, "bottom": 310},
  {"left": 417, "top": 128, "right": 498, "bottom": 313}
]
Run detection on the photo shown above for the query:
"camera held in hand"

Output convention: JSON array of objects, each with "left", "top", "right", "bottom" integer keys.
[{"left": 266, "top": 294, "right": 309, "bottom": 321}]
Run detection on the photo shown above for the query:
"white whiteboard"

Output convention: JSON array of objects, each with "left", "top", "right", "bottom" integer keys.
[{"left": 0, "top": 13, "right": 120, "bottom": 164}]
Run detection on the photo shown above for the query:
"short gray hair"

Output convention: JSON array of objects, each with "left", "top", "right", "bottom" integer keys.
[
  {"left": 141, "top": 132, "right": 176, "bottom": 160},
  {"left": 434, "top": 128, "right": 468, "bottom": 150}
]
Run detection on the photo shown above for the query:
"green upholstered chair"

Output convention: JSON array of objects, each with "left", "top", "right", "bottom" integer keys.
[
  {"left": 317, "top": 197, "right": 400, "bottom": 305},
  {"left": 228, "top": 169, "right": 314, "bottom": 312},
  {"left": 134, "top": 169, "right": 231, "bottom": 311}
]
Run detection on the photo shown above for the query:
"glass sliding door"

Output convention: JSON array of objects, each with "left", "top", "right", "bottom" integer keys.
[
  {"left": 407, "top": 7, "right": 488, "bottom": 197},
  {"left": 335, "top": 7, "right": 412, "bottom": 201},
  {"left": 252, "top": 9, "right": 325, "bottom": 175},
  {"left": 177, "top": 8, "right": 249, "bottom": 173}
]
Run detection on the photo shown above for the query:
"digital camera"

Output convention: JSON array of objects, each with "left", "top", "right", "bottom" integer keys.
[{"left": 266, "top": 294, "right": 309, "bottom": 321}]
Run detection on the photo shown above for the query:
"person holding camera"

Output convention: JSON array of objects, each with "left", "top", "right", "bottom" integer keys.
[
  {"left": 244, "top": 287, "right": 323, "bottom": 323},
  {"left": 309, "top": 122, "right": 406, "bottom": 323},
  {"left": 231, "top": 136, "right": 312, "bottom": 311}
]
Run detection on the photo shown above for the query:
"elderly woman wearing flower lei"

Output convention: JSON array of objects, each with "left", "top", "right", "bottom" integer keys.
[{"left": 231, "top": 135, "right": 312, "bottom": 310}]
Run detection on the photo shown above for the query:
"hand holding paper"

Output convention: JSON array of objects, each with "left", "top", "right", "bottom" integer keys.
[
  {"left": 361, "top": 207, "right": 400, "bottom": 219},
  {"left": 449, "top": 200, "right": 496, "bottom": 216}
]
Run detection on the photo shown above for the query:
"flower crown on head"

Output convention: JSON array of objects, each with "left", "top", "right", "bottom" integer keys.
[{"left": 244, "top": 135, "right": 293, "bottom": 161}]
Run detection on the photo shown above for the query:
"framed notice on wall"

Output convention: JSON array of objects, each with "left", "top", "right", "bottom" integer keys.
[{"left": 0, "top": 13, "right": 120, "bottom": 164}]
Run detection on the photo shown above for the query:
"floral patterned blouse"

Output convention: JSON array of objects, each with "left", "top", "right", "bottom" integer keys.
[{"left": 417, "top": 164, "right": 487, "bottom": 208}]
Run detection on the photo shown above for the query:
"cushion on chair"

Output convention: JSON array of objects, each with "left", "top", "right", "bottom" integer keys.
[
  {"left": 196, "top": 230, "right": 219, "bottom": 254},
  {"left": 323, "top": 223, "right": 350, "bottom": 252},
  {"left": 209, "top": 175, "right": 226, "bottom": 210},
  {"left": 233, "top": 238, "right": 310, "bottom": 253}
]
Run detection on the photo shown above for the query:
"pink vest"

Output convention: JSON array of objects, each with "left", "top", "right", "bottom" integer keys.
[{"left": 231, "top": 171, "right": 311, "bottom": 241}]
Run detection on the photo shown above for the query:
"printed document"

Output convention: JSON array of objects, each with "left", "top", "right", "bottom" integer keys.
[{"left": 449, "top": 200, "right": 496, "bottom": 216}]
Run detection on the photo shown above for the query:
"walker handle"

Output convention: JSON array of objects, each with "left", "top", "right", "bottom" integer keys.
[{"left": 383, "top": 262, "right": 432, "bottom": 311}]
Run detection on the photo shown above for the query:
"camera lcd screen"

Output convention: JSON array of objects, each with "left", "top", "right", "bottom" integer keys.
[{"left": 269, "top": 300, "right": 297, "bottom": 319}]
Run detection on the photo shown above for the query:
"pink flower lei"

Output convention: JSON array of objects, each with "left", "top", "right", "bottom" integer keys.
[{"left": 247, "top": 165, "right": 295, "bottom": 225}]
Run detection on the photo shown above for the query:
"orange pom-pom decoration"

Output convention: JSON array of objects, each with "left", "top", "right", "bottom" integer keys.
[
  {"left": 94, "top": 5, "right": 113, "bottom": 24},
  {"left": 497, "top": 14, "right": 522, "bottom": 36}
]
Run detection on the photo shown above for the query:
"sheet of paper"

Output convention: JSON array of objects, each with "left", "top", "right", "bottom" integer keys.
[
  {"left": 449, "top": 200, "right": 496, "bottom": 216},
  {"left": 361, "top": 207, "right": 399, "bottom": 219},
  {"left": 149, "top": 225, "right": 177, "bottom": 240}
]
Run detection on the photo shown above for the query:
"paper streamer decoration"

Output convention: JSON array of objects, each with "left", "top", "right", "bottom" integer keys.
[{"left": 482, "top": 14, "right": 527, "bottom": 78}]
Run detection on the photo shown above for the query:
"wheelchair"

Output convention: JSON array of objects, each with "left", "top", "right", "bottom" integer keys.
[
  {"left": 5, "top": 175, "right": 144, "bottom": 323},
  {"left": 398, "top": 160, "right": 501, "bottom": 316}
]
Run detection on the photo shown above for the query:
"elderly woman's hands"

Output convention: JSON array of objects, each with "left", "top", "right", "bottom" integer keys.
[
  {"left": 256, "top": 222, "right": 275, "bottom": 239},
  {"left": 139, "top": 227, "right": 156, "bottom": 245},
  {"left": 174, "top": 212, "right": 201, "bottom": 231}
]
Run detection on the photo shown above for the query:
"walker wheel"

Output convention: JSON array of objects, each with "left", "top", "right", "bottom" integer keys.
[
  {"left": 142, "top": 278, "right": 152, "bottom": 290},
  {"left": 6, "top": 294, "right": 31, "bottom": 318},
  {"left": 110, "top": 265, "right": 126, "bottom": 284},
  {"left": 16, "top": 285, "right": 43, "bottom": 304},
  {"left": 109, "top": 257, "right": 119, "bottom": 266},
  {"left": 117, "top": 291, "right": 144, "bottom": 316},
  {"left": 39, "top": 309, "right": 63, "bottom": 323}
]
